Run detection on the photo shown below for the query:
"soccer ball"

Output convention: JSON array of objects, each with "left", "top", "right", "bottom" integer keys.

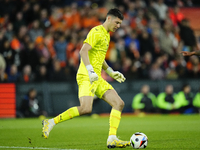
[{"left": 130, "top": 132, "right": 148, "bottom": 149}]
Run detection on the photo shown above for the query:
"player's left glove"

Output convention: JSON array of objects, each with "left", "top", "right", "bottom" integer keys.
[{"left": 105, "top": 67, "right": 126, "bottom": 83}]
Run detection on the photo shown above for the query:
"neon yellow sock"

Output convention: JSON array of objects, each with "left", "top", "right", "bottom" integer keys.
[
  {"left": 53, "top": 107, "right": 79, "bottom": 124},
  {"left": 109, "top": 109, "right": 121, "bottom": 136}
]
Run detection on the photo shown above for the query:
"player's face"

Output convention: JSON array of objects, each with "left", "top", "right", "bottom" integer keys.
[{"left": 109, "top": 16, "right": 122, "bottom": 32}]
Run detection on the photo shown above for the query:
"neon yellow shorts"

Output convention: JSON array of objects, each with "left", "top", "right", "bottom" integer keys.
[{"left": 76, "top": 74, "right": 113, "bottom": 99}]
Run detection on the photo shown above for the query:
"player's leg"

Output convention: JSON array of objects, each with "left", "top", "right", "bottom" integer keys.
[
  {"left": 101, "top": 89, "right": 130, "bottom": 148},
  {"left": 42, "top": 74, "right": 96, "bottom": 139},
  {"left": 54, "top": 96, "right": 94, "bottom": 123},
  {"left": 95, "top": 78, "right": 130, "bottom": 148},
  {"left": 102, "top": 89, "right": 124, "bottom": 135},
  {"left": 42, "top": 96, "right": 94, "bottom": 139}
]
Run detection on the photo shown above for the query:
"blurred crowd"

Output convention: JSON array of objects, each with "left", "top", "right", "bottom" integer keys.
[
  {"left": 0, "top": 0, "right": 200, "bottom": 83},
  {"left": 132, "top": 83, "right": 200, "bottom": 114}
]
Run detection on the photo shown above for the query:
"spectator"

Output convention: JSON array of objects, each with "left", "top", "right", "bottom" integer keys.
[
  {"left": 54, "top": 34, "right": 67, "bottom": 67},
  {"left": 18, "top": 88, "right": 46, "bottom": 118},
  {"left": 49, "top": 7, "right": 63, "bottom": 31},
  {"left": 127, "top": 2, "right": 136, "bottom": 18},
  {"left": 81, "top": 6, "right": 100, "bottom": 29},
  {"left": 169, "top": 6, "right": 185, "bottom": 26},
  {"left": 44, "top": 33, "right": 56, "bottom": 59},
  {"left": 135, "top": 0, "right": 146, "bottom": 9},
  {"left": 63, "top": 6, "right": 74, "bottom": 29},
  {"left": 187, "top": 56, "right": 200, "bottom": 78},
  {"left": 104, "top": 0, "right": 117, "bottom": 11},
  {"left": 5, "top": 23, "right": 14, "bottom": 42},
  {"left": 179, "top": 19, "right": 197, "bottom": 51},
  {"left": 153, "top": 0, "right": 168, "bottom": 23},
  {"left": 138, "top": 29, "right": 155, "bottom": 56},
  {"left": 49, "top": 60, "right": 67, "bottom": 81},
  {"left": 30, "top": 3, "right": 41, "bottom": 22},
  {"left": 130, "top": 8, "right": 147, "bottom": 30},
  {"left": 71, "top": 3, "right": 81, "bottom": 30},
  {"left": 1, "top": 40, "right": 15, "bottom": 68},
  {"left": 0, "top": 13, "right": 10, "bottom": 29},
  {"left": 146, "top": 0, "right": 159, "bottom": 21},
  {"left": 40, "top": 9, "right": 51, "bottom": 29},
  {"left": 176, "top": 84, "right": 195, "bottom": 114},
  {"left": 0, "top": 31, "right": 7, "bottom": 53},
  {"left": 35, "top": 65, "right": 48, "bottom": 82},
  {"left": 0, "top": 54, "right": 7, "bottom": 82},
  {"left": 115, "top": 38, "right": 126, "bottom": 64},
  {"left": 17, "top": 25, "right": 28, "bottom": 44},
  {"left": 140, "top": 52, "right": 153, "bottom": 79},
  {"left": 193, "top": 88, "right": 200, "bottom": 113},
  {"left": 22, "top": 2, "right": 32, "bottom": 25},
  {"left": 35, "top": 36, "right": 50, "bottom": 66},
  {"left": 150, "top": 23, "right": 162, "bottom": 58},
  {"left": 149, "top": 58, "right": 165, "bottom": 80},
  {"left": 29, "top": 20, "right": 44, "bottom": 42},
  {"left": 10, "top": 37, "right": 21, "bottom": 67},
  {"left": 13, "top": 12, "right": 26, "bottom": 34},
  {"left": 20, "top": 42, "right": 40, "bottom": 72},
  {"left": 132, "top": 85, "right": 156, "bottom": 114},
  {"left": 124, "top": 30, "right": 140, "bottom": 59},
  {"left": 66, "top": 37, "right": 82, "bottom": 72},
  {"left": 20, "top": 65, "right": 35, "bottom": 83},
  {"left": 122, "top": 57, "right": 134, "bottom": 79},
  {"left": 173, "top": 55, "right": 188, "bottom": 78},
  {"left": 8, "top": 64, "right": 20, "bottom": 82},
  {"left": 173, "top": 26, "right": 181, "bottom": 45},
  {"left": 22, "top": 34, "right": 32, "bottom": 49},
  {"left": 159, "top": 22, "right": 178, "bottom": 58},
  {"left": 157, "top": 85, "right": 179, "bottom": 113}
]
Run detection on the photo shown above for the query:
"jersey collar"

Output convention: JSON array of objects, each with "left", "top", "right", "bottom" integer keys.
[{"left": 101, "top": 25, "right": 109, "bottom": 34}]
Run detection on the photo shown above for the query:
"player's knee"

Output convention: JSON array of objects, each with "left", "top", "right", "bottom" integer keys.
[
  {"left": 119, "top": 100, "right": 125, "bottom": 109},
  {"left": 113, "top": 99, "right": 124, "bottom": 111},
  {"left": 81, "top": 107, "right": 92, "bottom": 115}
]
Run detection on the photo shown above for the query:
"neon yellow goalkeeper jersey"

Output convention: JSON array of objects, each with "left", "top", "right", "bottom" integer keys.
[{"left": 77, "top": 25, "right": 110, "bottom": 76}]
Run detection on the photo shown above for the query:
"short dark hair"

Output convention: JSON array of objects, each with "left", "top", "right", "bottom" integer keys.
[
  {"left": 107, "top": 8, "right": 124, "bottom": 20},
  {"left": 182, "top": 83, "right": 190, "bottom": 91}
]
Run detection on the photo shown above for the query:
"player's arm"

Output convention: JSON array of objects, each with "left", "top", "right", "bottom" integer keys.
[
  {"left": 79, "top": 43, "right": 98, "bottom": 83},
  {"left": 102, "top": 60, "right": 109, "bottom": 70},
  {"left": 192, "top": 50, "right": 200, "bottom": 56},
  {"left": 180, "top": 50, "right": 200, "bottom": 56},
  {"left": 79, "top": 43, "right": 92, "bottom": 66},
  {"left": 102, "top": 60, "right": 126, "bottom": 83}
]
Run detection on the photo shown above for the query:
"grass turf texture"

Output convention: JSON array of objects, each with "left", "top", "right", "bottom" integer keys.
[{"left": 0, "top": 114, "right": 200, "bottom": 150}]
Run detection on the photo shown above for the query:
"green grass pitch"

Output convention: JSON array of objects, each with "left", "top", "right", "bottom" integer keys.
[{"left": 0, "top": 114, "right": 200, "bottom": 150}]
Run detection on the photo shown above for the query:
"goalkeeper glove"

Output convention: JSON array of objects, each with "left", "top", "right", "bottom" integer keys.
[
  {"left": 105, "top": 67, "right": 126, "bottom": 83},
  {"left": 86, "top": 64, "right": 98, "bottom": 84}
]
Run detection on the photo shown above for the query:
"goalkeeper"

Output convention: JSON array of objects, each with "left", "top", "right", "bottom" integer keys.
[{"left": 42, "top": 8, "right": 130, "bottom": 148}]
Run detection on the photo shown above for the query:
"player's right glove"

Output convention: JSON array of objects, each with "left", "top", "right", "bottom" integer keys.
[
  {"left": 106, "top": 67, "right": 126, "bottom": 83},
  {"left": 86, "top": 64, "right": 98, "bottom": 84}
]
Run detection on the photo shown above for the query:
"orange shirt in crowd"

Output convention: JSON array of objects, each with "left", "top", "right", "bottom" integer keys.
[{"left": 82, "top": 16, "right": 100, "bottom": 29}]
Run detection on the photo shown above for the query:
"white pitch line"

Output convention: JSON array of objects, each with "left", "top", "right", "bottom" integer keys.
[{"left": 0, "top": 146, "right": 81, "bottom": 150}]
